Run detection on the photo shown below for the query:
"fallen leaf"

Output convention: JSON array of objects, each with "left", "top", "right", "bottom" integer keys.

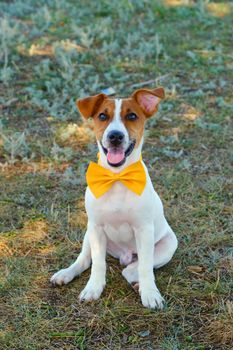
[{"left": 187, "top": 265, "right": 204, "bottom": 274}]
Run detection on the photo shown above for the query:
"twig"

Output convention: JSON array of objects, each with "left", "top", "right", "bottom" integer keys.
[
  {"left": 0, "top": 98, "right": 18, "bottom": 109},
  {"left": 130, "top": 74, "right": 170, "bottom": 89},
  {"left": 214, "top": 269, "right": 220, "bottom": 290}
]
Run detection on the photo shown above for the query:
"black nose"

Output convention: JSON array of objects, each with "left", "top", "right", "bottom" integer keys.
[{"left": 108, "top": 130, "right": 125, "bottom": 146}]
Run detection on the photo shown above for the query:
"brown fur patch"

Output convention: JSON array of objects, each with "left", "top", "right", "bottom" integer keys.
[
  {"left": 92, "top": 97, "right": 147, "bottom": 146},
  {"left": 92, "top": 97, "right": 151, "bottom": 146},
  {"left": 92, "top": 99, "right": 115, "bottom": 141},
  {"left": 120, "top": 98, "right": 146, "bottom": 147}
]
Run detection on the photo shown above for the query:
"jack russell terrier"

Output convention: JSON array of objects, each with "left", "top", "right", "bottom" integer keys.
[{"left": 51, "top": 87, "right": 178, "bottom": 309}]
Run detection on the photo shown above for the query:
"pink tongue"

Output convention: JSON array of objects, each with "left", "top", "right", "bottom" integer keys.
[{"left": 107, "top": 149, "right": 125, "bottom": 164}]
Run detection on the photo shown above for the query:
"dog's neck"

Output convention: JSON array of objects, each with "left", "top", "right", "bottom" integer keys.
[{"left": 97, "top": 138, "right": 143, "bottom": 173}]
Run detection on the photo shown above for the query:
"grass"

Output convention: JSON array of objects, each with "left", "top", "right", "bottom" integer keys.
[{"left": 0, "top": 0, "right": 232, "bottom": 349}]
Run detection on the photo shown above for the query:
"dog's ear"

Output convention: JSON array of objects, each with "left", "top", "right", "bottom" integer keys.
[
  {"left": 132, "top": 87, "right": 165, "bottom": 118},
  {"left": 76, "top": 93, "right": 107, "bottom": 119}
]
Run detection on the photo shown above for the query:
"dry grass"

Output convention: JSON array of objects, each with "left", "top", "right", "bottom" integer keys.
[
  {"left": 0, "top": 0, "right": 232, "bottom": 349},
  {"left": 204, "top": 318, "right": 233, "bottom": 346},
  {"left": 55, "top": 122, "right": 95, "bottom": 150}
]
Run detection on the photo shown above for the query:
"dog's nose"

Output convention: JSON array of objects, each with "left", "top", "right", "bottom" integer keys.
[{"left": 108, "top": 130, "right": 125, "bottom": 146}]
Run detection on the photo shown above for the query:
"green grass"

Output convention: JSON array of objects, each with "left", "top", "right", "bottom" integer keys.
[{"left": 0, "top": 0, "right": 233, "bottom": 349}]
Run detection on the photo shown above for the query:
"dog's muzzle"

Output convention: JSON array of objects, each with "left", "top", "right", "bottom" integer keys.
[{"left": 101, "top": 138, "right": 136, "bottom": 167}]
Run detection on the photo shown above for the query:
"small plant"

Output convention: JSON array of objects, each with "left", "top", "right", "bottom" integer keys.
[
  {"left": 0, "top": 17, "right": 16, "bottom": 85},
  {"left": 0, "top": 130, "right": 31, "bottom": 164},
  {"left": 197, "top": 0, "right": 210, "bottom": 17},
  {"left": 50, "top": 141, "right": 74, "bottom": 162},
  {"left": 155, "top": 33, "right": 163, "bottom": 64}
]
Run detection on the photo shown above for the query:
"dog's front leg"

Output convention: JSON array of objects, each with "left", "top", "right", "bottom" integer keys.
[
  {"left": 135, "top": 224, "right": 164, "bottom": 309},
  {"left": 79, "top": 223, "right": 106, "bottom": 302}
]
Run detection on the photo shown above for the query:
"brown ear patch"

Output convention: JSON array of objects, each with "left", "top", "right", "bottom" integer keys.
[
  {"left": 76, "top": 93, "right": 107, "bottom": 119},
  {"left": 132, "top": 87, "right": 165, "bottom": 118}
]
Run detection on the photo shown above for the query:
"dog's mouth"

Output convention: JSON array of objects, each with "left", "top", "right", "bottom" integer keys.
[{"left": 101, "top": 140, "right": 136, "bottom": 167}]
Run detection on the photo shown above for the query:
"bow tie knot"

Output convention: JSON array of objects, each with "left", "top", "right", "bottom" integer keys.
[{"left": 86, "top": 159, "right": 147, "bottom": 198}]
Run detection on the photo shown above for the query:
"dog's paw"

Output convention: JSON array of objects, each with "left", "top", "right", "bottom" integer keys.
[
  {"left": 50, "top": 268, "right": 75, "bottom": 286},
  {"left": 79, "top": 281, "right": 105, "bottom": 302},
  {"left": 140, "top": 288, "right": 164, "bottom": 309}
]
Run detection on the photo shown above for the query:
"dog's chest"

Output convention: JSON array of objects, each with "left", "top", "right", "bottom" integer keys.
[
  {"left": 88, "top": 182, "right": 137, "bottom": 242},
  {"left": 102, "top": 195, "right": 135, "bottom": 242},
  {"left": 104, "top": 222, "right": 133, "bottom": 244},
  {"left": 95, "top": 183, "right": 135, "bottom": 220}
]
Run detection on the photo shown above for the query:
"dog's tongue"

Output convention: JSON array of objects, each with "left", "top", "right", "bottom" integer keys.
[{"left": 107, "top": 149, "right": 125, "bottom": 164}]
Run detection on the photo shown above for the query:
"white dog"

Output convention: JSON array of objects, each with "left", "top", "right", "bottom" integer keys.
[{"left": 51, "top": 87, "right": 178, "bottom": 309}]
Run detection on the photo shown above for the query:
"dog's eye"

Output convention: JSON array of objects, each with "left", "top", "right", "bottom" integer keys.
[
  {"left": 126, "top": 113, "right": 138, "bottom": 121},
  {"left": 98, "top": 113, "right": 108, "bottom": 121}
]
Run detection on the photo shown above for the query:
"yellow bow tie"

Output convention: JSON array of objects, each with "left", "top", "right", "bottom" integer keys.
[{"left": 86, "top": 160, "right": 146, "bottom": 198}]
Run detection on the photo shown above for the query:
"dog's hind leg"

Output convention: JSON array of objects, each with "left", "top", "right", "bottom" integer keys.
[
  {"left": 122, "top": 261, "right": 139, "bottom": 291},
  {"left": 153, "top": 230, "right": 178, "bottom": 269},
  {"left": 50, "top": 232, "right": 91, "bottom": 286},
  {"left": 122, "top": 230, "right": 177, "bottom": 291}
]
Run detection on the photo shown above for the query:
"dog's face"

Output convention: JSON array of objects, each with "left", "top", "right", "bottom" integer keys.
[{"left": 76, "top": 87, "right": 165, "bottom": 167}]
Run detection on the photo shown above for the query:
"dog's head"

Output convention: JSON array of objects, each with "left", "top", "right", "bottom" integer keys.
[{"left": 76, "top": 87, "right": 165, "bottom": 167}]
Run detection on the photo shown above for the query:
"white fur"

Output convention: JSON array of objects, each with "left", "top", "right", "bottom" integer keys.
[
  {"left": 101, "top": 99, "right": 129, "bottom": 154},
  {"left": 51, "top": 99, "right": 178, "bottom": 309}
]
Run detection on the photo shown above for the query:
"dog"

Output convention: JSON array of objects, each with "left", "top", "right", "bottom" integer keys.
[{"left": 50, "top": 87, "right": 178, "bottom": 309}]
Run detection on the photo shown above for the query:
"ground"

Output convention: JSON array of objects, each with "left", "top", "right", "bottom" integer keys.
[{"left": 0, "top": 0, "right": 233, "bottom": 349}]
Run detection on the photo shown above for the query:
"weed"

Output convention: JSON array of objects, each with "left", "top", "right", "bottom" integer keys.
[{"left": 0, "top": 130, "right": 31, "bottom": 164}]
